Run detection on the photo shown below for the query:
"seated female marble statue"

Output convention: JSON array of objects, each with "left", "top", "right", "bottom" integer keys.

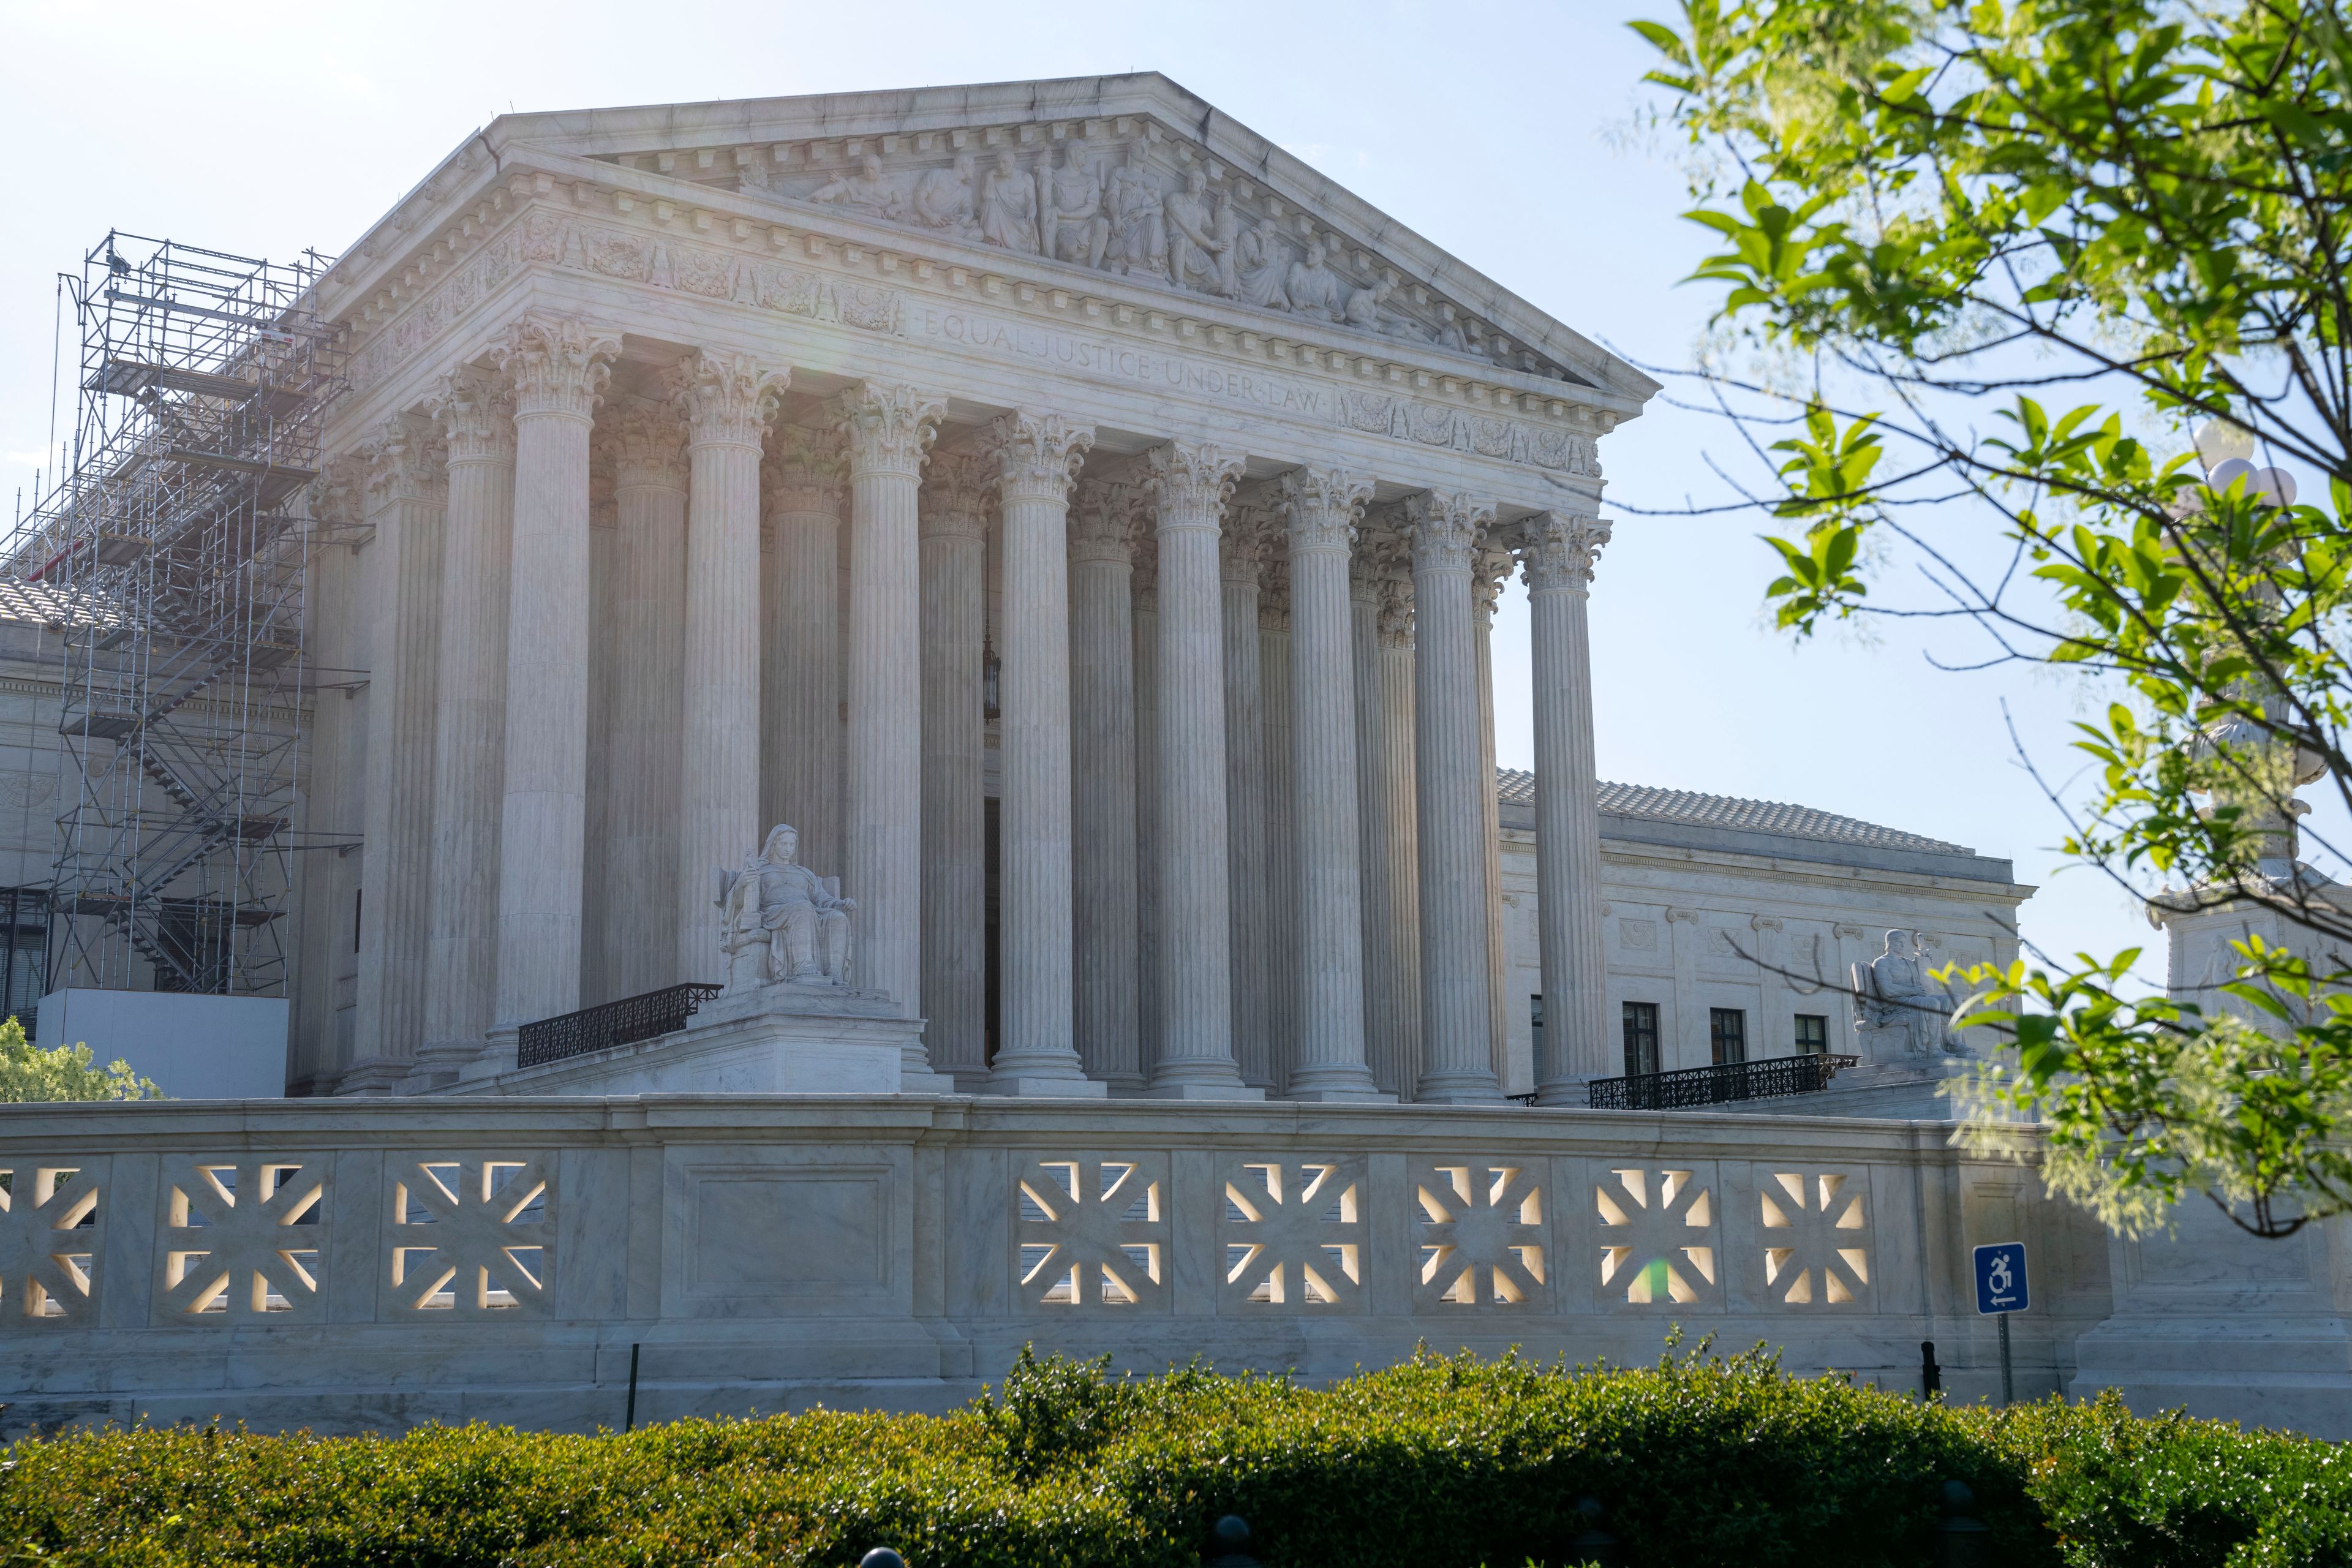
[{"left": 715, "top": 824, "right": 857, "bottom": 988}]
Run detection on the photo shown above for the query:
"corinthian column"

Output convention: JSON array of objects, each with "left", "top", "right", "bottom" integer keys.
[
  {"left": 1258, "top": 556, "right": 1297, "bottom": 1091},
  {"left": 1474, "top": 547, "right": 1513, "bottom": 1087},
  {"left": 1129, "top": 518, "right": 1163, "bottom": 1084},
  {"left": 1375, "top": 559, "right": 1424, "bottom": 1096},
  {"left": 675, "top": 350, "right": 786, "bottom": 980},
  {"left": 1403, "top": 490, "right": 1502, "bottom": 1103},
  {"left": 603, "top": 398, "right": 688, "bottom": 1001},
  {"left": 492, "top": 314, "right": 617, "bottom": 1036},
  {"left": 984, "top": 410, "right": 1103, "bottom": 1096},
  {"left": 422, "top": 367, "right": 514, "bottom": 1070},
  {"left": 1274, "top": 469, "right": 1385, "bottom": 1099},
  {"left": 350, "top": 411, "right": 445, "bottom": 1088},
  {"left": 763, "top": 424, "right": 847, "bottom": 876},
  {"left": 1219, "top": 503, "right": 1273, "bottom": 1090},
  {"left": 1526, "top": 512, "right": 1615, "bottom": 1102},
  {"left": 1068, "top": 475, "right": 1144, "bottom": 1091},
  {"left": 834, "top": 382, "right": 946, "bottom": 1049},
  {"left": 919, "top": 451, "right": 991, "bottom": 1087},
  {"left": 1143, "top": 440, "right": 1259, "bottom": 1098}
]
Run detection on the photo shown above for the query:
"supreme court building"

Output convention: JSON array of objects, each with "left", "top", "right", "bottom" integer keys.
[
  {"left": 21, "top": 74, "right": 2351, "bottom": 1446},
  {"left": 273, "top": 72, "right": 2028, "bottom": 1104}
]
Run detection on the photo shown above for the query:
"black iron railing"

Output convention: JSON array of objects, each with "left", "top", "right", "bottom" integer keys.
[
  {"left": 1586, "top": 1053, "right": 1858, "bottom": 1111},
  {"left": 516, "top": 982, "right": 725, "bottom": 1069}
]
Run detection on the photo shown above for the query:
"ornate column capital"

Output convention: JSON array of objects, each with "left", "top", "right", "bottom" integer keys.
[
  {"left": 1400, "top": 489, "right": 1494, "bottom": 573},
  {"left": 309, "top": 454, "right": 369, "bottom": 537},
  {"left": 360, "top": 410, "right": 447, "bottom": 510},
  {"left": 1144, "top": 439, "right": 1244, "bottom": 532},
  {"left": 831, "top": 380, "right": 947, "bottom": 480},
  {"left": 606, "top": 396, "right": 689, "bottom": 491},
  {"left": 988, "top": 410, "right": 1095, "bottom": 507},
  {"left": 675, "top": 350, "right": 788, "bottom": 448},
  {"left": 1221, "top": 499, "right": 1275, "bottom": 586},
  {"left": 494, "top": 312, "right": 620, "bottom": 420},
  {"left": 1257, "top": 557, "right": 1292, "bottom": 631},
  {"left": 1069, "top": 475, "right": 1140, "bottom": 564},
  {"left": 1276, "top": 466, "right": 1375, "bottom": 553},
  {"left": 922, "top": 449, "right": 996, "bottom": 540},
  {"left": 426, "top": 363, "right": 516, "bottom": 466},
  {"left": 1378, "top": 575, "right": 1415, "bottom": 648},
  {"left": 1521, "top": 511, "right": 1611, "bottom": 597},
  {"left": 1472, "top": 546, "right": 1514, "bottom": 621},
  {"left": 764, "top": 423, "right": 848, "bottom": 516}
]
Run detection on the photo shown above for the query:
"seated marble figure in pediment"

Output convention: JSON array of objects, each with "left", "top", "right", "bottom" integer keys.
[{"left": 584, "top": 102, "right": 1586, "bottom": 381}]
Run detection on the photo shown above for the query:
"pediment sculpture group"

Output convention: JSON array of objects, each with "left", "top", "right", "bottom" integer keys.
[
  {"left": 793, "top": 145, "right": 1465, "bottom": 350},
  {"left": 715, "top": 824, "right": 856, "bottom": 990}
]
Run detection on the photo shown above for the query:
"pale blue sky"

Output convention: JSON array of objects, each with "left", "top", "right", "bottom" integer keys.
[{"left": 0, "top": 0, "right": 2176, "bottom": 972}]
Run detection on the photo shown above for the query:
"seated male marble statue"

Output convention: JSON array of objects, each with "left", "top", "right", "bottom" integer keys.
[{"left": 715, "top": 824, "right": 857, "bottom": 989}]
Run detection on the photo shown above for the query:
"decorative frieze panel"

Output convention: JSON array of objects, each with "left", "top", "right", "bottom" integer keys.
[
  {"left": 1758, "top": 1170, "right": 1872, "bottom": 1308},
  {"left": 1218, "top": 1157, "right": 1365, "bottom": 1309},
  {"left": 1594, "top": 1164, "right": 1722, "bottom": 1309},
  {"left": 1016, "top": 1156, "right": 1169, "bottom": 1309},
  {"left": 385, "top": 1155, "right": 556, "bottom": 1317},
  {"left": 0, "top": 1161, "right": 102, "bottom": 1324},
  {"left": 157, "top": 1158, "right": 331, "bottom": 1322},
  {"left": 344, "top": 208, "right": 1600, "bottom": 480},
  {"left": 1413, "top": 1161, "right": 1548, "bottom": 1310}
]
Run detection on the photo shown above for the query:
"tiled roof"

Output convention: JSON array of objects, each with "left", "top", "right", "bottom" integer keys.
[{"left": 1497, "top": 767, "right": 1977, "bottom": 856}]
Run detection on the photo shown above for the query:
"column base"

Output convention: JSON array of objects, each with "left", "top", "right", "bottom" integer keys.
[
  {"left": 404, "top": 1038, "right": 483, "bottom": 1093},
  {"left": 982, "top": 1071, "right": 1109, "bottom": 1098},
  {"left": 1287, "top": 1086, "right": 1399, "bottom": 1103},
  {"left": 333, "top": 1057, "right": 409, "bottom": 1096},
  {"left": 1415, "top": 1071, "right": 1506, "bottom": 1105},
  {"left": 1142, "top": 1080, "right": 1268, "bottom": 1101},
  {"left": 1534, "top": 1079, "right": 1597, "bottom": 1109},
  {"left": 466, "top": 1027, "right": 521, "bottom": 1081}
]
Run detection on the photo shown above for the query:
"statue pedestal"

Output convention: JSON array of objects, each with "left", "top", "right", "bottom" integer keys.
[{"left": 439, "top": 983, "right": 932, "bottom": 1097}]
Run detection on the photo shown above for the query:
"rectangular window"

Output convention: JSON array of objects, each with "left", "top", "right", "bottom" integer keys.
[
  {"left": 1621, "top": 1001, "right": 1659, "bottom": 1077},
  {"left": 0, "top": 886, "right": 46, "bottom": 1024},
  {"left": 1529, "top": 993, "right": 1544, "bottom": 1067},
  {"left": 1710, "top": 1007, "right": 1747, "bottom": 1065},
  {"left": 1795, "top": 1013, "right": 1830, "bottom": 1056}
]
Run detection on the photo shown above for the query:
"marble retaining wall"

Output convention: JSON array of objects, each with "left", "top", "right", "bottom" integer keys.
[{"left": 0, "top": 1096, "right": 2331, "bottom": 1437}]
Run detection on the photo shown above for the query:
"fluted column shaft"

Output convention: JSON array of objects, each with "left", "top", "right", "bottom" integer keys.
[
  {"left": 1144, "top": 440, "right": 1257, "bottom": 1096},
  {"left": 1259, "top": 581, "right": 1296, "bottom": 1091},
  {"left": 837, "top": 383, "right": 946, "bottom": 1035},
  {"left": 987, "top": 411, "right": 1101, "bottom": 1095},
  {"left": 1528, "top": 513, "right": 1615, "bottom": 1101},
  {"left": 1405, "top": 491, "right": 1502, "bottom": 1102},
  {"left": 353, "top": 412, "right": 445, "bottom": 1082},
  {"left": 492, "top": 315, "right": 617, "bottom": 1031},
  {"left": 676, "top": 352, "right": 785, "bottom": 979},
  {"left": 1069, "top": 477, "right": 1144, "bottom": 1090},
  {"left": 604, "top": 401, "right": 688, "bottom": 1001},
  {"left": 919, "top": 453, "right": 990, "bottom": 1085},
  {"left": 423, "top": 371, "right": 513, "bottom": 1060},
  {"left": 1280, "top": 469, "right": 1383, "bottom": 1099},
  {"left": 763, "top": 426, "right": 848, "bottom": 878},
  {"left": 1219, "top": 521, "right": 1273, "bottom": 1090},
  {"left": 1131, "top": 533, "right": 1163, "bottom": 1084},
  {"left": 1474, "top": 554, "right": 1512, "bottom": 1087},
  {"left": 1376, "top": 573, "right": 1424, "bottom": 1097},
  {"left": 1350, "top": 562, "right": 1395, "bottom": 1093}
]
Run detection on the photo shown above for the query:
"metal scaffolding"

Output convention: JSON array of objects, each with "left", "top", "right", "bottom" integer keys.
[{"left": 7, "top": 232, "right": 346, "bottom": 997}]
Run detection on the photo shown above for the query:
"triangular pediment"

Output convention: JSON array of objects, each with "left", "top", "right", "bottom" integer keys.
[{"left": 351, "top": 74, "right": 1652, "bottom": 414}]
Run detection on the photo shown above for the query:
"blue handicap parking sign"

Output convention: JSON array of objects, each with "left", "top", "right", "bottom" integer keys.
[{"left": 1974, "top": 1241, "right": 2029, "bottom": 1314}]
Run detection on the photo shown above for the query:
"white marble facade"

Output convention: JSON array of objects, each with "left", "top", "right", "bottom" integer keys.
[{"left": 284, "top": 74, "right": 1646, "bottom": 1101}]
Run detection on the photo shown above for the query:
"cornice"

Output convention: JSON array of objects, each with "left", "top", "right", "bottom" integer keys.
[{"left": 337, "top": 175, "right": 1614, "bottom": 489}]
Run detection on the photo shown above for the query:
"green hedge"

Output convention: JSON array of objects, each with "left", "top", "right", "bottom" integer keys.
[{"left": 2, "top": 1344, "right": 2347, "bottom": 1567}]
